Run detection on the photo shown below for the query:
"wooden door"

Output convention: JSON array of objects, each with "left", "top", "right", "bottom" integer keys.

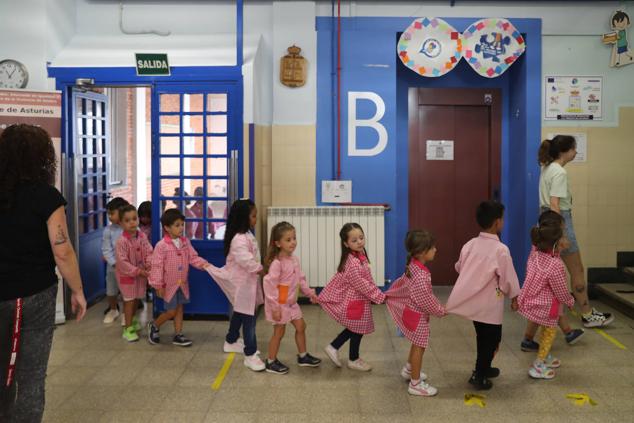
[{"left": 408, "top": 88, "right": 501, "bottom": 285}]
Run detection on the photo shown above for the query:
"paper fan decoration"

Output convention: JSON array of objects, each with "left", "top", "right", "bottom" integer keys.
[
  {"left": 462, "top": 18, "right": 526, "bottom": 78},
  {"left": 397, "top": 17, "right": 463, "bottom": 77}
]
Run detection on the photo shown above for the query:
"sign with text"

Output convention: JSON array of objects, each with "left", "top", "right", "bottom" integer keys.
[
  {"left": 135, "top": 53, "right": 170, "bottom": 76},
  {"left": 544, "top": 76, "right": 602, "bottom": 120},
  {"left": 426, "top": 140, "right": 454, "bottom": 160}
]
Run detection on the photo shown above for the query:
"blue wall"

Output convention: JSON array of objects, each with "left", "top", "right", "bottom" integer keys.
[{"left": 316, "top": 17, "right": 541, "bottom": 282}]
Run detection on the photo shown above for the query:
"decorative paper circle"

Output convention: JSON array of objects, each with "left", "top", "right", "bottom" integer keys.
[
  {"left": 397, "top": 17, "right": 463, "bottom": 77},
  {"left": 462, "top": 18, "right": 526, "bottom": 78}
]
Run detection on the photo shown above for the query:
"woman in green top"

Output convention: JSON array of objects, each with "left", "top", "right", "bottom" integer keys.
[{"left": 520, "top": 135, "right": 614, "bottom": 353}]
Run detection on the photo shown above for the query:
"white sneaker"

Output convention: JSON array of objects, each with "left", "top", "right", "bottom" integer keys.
[
  {"left": 544, "top": 354, "right": 561, "bottom": 369},
  {"left": 347, "top": 358, "right": 372, "bottom": 372},
  {"left": 103, "top": 309, "right": 120, "bottom": 324},
  {"left": 408, "top": 379, "right": 438, "bottom": 396},
  {"left": 244, "top": 352, "right": 265, "bottom": 372},
  {"left": 528, "top": 360, "right": 555, "bottom": 379},
  {"left": 324, "top": 344, "right": 342, "bottom": 367},
  {"left": 223, "top": 339, "right": 245, "bottom": 354},
  {"left": 400, "top": 365, "right": 427, "bottom": 381}
]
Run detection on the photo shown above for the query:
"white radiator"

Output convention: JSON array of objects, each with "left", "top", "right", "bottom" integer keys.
[{"left": 266, "top": 207, "right": 385, "bottom": 287}]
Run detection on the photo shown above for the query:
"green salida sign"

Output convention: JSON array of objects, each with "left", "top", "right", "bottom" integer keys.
[{"left": 135, "top": 53, "right": 170, "bottom": 76}]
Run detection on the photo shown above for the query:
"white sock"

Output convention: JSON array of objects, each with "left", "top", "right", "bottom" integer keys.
[
  {"left": 410, "top": 378, "right": 420, "bottom": 385},
  {"left": 405, "top": 362, "right": 412, "bottom": 371},
  {"left": 299, "top": 352, "right": 307, "bottom": 358}
]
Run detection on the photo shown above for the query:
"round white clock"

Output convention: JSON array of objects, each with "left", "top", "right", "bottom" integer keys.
[{"left": 0, "top": 59, "right": 29, "bottom": 89}]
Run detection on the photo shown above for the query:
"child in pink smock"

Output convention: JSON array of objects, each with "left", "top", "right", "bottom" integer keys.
[
  {"left": 147, "top": 208, "right": 212, "bottom": 347},
  {"left": 446, "top": 201, "right": 520, "bottom": 390},
  {"left": 115, "top": 204, "right": 153, "bottom": 343},
  {"left": 386, "top": 230, "right": 446, "bottom": 397},
  {"left": 518, "top": 210, "right": 575, "bottom": 380},
  {"left": 261, "top": 221, "right": 321, "bottom": 374},
  {"left": 319, "top": 223, "right": 386, "bottom": 372},
  {"left": 205, "top": 199, "right": 266, "bottom": 371}
]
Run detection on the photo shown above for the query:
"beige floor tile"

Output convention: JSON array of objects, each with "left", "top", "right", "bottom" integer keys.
[
  {"left": 203, "top": 412, "right": 257, "bottom": 423},
  {"left": 46, "top": 366, "right": 100, "bottom": 386},
  {"left": 159, "top": 387, "right": 215, "bottom": 412},
  {"left": 150, "top": 411, "right": 206, "bottom": 423},
  {"left": 129, "top": 366, "right": 186, "bottom": 387},
  {"left": 57, "top": 385, "right": 123, "bottom": 411},
  {"left": 98, "top": 410, "right": 153, "bottom": 423}
]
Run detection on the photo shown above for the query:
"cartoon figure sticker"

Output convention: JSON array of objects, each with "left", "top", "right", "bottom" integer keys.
[
  {"left": 602, "top": 10, "right": 634, "bottom": 67},
  {"left": 397, "top": 17, "right": 463, "bottom": 77},
  {"left": 462, "top": 18, "right": 526, "bottom": 78}
]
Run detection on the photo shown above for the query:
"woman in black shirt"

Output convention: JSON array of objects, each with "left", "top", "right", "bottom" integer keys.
[{"left": 0, "top": 124, "right": 87, "bottom": 422}]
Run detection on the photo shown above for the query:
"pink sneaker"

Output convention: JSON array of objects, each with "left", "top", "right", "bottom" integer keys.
[
  {"left": 400, "top": 365, "right": 427, "bottom": 381},
  {"left": 408, "top": 380, "right": 438, "bottom": 396},
  {"left": 243, "top": 352, "right": 265, "bottom": 372},
  {"left": 347, "top": 358, "right": 372, "bottom": 372}
]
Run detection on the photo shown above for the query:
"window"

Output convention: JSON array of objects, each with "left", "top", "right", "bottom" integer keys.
[{"left": 107, "top": 88, "right": 129, "bottom": 186}]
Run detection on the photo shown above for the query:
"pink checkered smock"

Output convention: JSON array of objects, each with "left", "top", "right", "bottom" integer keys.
[{"left": 115, "top": 230, "right": 153, "bottom": 300}]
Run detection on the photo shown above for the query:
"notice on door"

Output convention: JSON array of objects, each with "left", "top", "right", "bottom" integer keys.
[{"left": 426, "top": 140, "right": 454, "bottom": 160}]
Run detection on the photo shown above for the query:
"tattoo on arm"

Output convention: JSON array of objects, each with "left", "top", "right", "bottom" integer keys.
[{"left": 54, "top": 225, "right": 68, "bottom": 245}]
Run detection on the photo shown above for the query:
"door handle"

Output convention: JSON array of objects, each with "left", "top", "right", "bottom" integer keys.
[{"left": 228, "top": 150, "right": 239, "bottom": 206}]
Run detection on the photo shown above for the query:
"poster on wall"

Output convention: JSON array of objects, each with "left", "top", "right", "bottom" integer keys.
[
  {"left": 426, "top": 140, "right": 454, "bottom": 160},
  {"left": 547, "top": 132, "right": 587, "bottom": 163},
  {"left": 0, "top": 89, "right": 65, "bottom": 323},
  {"left": 544, "top": 76, "right": 602, "bottom": 120}
]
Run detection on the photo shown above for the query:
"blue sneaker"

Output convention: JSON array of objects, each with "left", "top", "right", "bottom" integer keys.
[
  {"left": 564, "top": 328, "right": 585, "bottom": 345},
  {"left": 520, "top": 338, "right": 540, "bottom": 352}
]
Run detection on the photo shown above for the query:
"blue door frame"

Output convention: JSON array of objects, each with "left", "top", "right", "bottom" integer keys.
[{"left": 48, "top": 67, "right": 244, "bottom": 316}]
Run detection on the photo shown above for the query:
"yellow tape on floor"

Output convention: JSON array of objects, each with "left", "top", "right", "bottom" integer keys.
[
  {"left": 212, "top": 352, "right": 235, "bottom": 390},
  {"left": 568, "top": 310, "right": 627, "bottom": 350},
  {"left": 566, "top": 393, "right": 597, "bottom": 406},
  {"left": 464, "top": 393, "right": 486, "bottom": 408}
]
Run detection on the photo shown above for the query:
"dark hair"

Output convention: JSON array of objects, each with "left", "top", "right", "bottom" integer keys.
[
  {"left": 337, "top": 222, "right": 369, "bottom": 273},
  {"left": 118, "top": 204, "right": 137, "bottom": 221},
  {"left": 263, "top": 221, "right": 295, "bottom": 274},
  {"left": 538, "top": 135, "right": 576, "bottom": 166},
  {"left": 612, "top": 10, "right": 630, "bottom": 25},
  {"left": 530, "top": 210, "right": 564, "bottom": 252},
  {"left": 223, "top": 199, "right": 256, "bottom": 256},
  {"left": 404, "top": 230, "right": 435, "bottom": 277},
  {"left": 138, "top": 201, "right": 151, "bottom": 218},
  {"left": 476, "top": 200, "right": 505, "bottom": 229},
  {"left": 161, "top": 208, "right": 185, "bottom": 228},
  {"left": 0, "top": 124, "right": 57, "bottom": 211},
  {"left": 106, "top": 197, "right": 129, "bottom": 213}
]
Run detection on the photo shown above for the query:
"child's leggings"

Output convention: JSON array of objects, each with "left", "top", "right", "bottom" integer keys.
[
  {"left": 537, "top": 326, "right": 557, "bottom": 361},
  {"left": 330, "top": 328, "right": 363, "bottom": 360}
]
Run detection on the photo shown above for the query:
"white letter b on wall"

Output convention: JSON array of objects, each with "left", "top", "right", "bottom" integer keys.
[{"left": 347, "top": 91, "right": 388, "bottom": 157}]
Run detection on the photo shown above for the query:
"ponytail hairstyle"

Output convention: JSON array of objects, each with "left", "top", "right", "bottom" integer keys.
[
  {"left": 337, "top": 222, "right": 369, "bottom": 273},
  {"left": 538, "top": 135, "right": 576, "bottom": 166},
  {"left": 404, "top": 230, "right": 436, "bottom": 277},
  {"left": 263, "top": 221, "right": 295, "bottom": 274},
  {"left": 530, "top": 210, "right": 564, "bottom": 253},
  {"left": 223, "top": 199, "right": 256, "bottom": 257}
]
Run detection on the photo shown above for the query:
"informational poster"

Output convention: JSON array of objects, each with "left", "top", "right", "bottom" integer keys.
[
  {"left": 0, "top": 89, "right": 65, "bottom": 323},
  {"left": 544, "top": 76, "right": 602, "bottom": 120},
  {"left": 547, "top": 132, "right": 587, "bottom": 163},
  {"left": 426, "top": 140, "right": 454, "bottom": 160}
]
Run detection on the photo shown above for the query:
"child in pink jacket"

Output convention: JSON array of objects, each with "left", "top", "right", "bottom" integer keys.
[
  {"left": 205, "top": 199, "right": 266, "bottom": 371},
  {"left": 319, "top": 223, "right": 386, "bottom": 372},
  {"left": 518, "top": 210, "right": 575, "bottom": 380},
  {"left": 115, "top": 204, "right": 153, "bottom": 343},
  {"left": 147, "top": 209, "right": 211, "bottom": 347},
  {"left": 446, "top": 201, "right": 521, "bottom": 390},
  {"left": 262, "top": 221, "right": 321, "bottom": 374},
  {"left": 386, "top": 230, "right": 446, "bottom": 397}
]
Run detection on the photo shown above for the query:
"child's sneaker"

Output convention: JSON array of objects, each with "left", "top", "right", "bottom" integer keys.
[
  {"left": 223, "top": 338, "right": 245, "bottom": 354},
  {"left": 581, "top": 309, "right": 614, "bottom": 328},
  {"left": 122, "top": 326, "right": 139, "bottom": 342},
  {"left": 265, "top": 358, "right": 290, "bottom": 374},
  {"left": 468, "top": 372, "right": 493, "bottom": 390},
  {"left": 172, "top": 334, "right": 192, "bottom": 347},
  {"left": 520, "top": 338, "right": 540, "bottom": 352},
  {"left": 297, "top": 353, "right": 321, "bottom": 367},
  {"left": 324, "top": 344, "right": 342, "bottom": 367},
  {"left": 564, "top": 328, "right": 585, "bottom": 345},
  {"left": 528, "top": 360, "right": 555, "bottom": 379},
  {"left": 244, "top": 352, "right": 266, "bottom": 372},
  {"left": 347, "top": 358, "right": 372, "bottom": 372},
  {"left": 408, "top": 379, "right": 438, "bottom": 396},
  {"left": 103, "top": 308, "right": 120, "bottom": 324},
  {"left": 400, "top": 365, "right": 427, "bottom": 381},
  {"left": 132, "top": 316, "right": 142, "bottom": 333},
  {"left": 147, "top": 322, "right": 160, "bottom": 345},
  {"left": 544, "top": 354, "right": 561, "bottom": 368}
]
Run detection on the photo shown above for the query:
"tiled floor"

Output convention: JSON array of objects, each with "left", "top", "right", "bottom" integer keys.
[{"left": 43, "top": 288, "right": 634, "bottom": 422}]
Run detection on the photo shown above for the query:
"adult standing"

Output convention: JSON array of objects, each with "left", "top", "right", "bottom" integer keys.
[
  {"left": 0, "top": 124, "right": 87, "bottom": 422},
  {"left": 520, "top": 135, "right": 613, "bottom": 352}
]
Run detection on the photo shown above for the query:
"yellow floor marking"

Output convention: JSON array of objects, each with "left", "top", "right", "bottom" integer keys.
[
  {"left": 568, "top": 310, "right": 627, "bottom": 350},
  {"left": 212, "top": 352, "right": 235, "bottom": 390}
]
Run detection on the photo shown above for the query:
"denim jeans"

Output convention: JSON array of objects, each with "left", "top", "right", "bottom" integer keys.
[
  {"left": 225, "top": 311, "right": 257, "bottom": 356},
  {"left": 0, "top": 284, "right": 57, "bottom": 423}
]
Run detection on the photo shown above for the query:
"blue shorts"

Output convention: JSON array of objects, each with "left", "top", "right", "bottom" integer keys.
[
  {"left": 541, "top": 208, "right": 579, "bottom": 256},
  {"left": 618, "top": 45, "right": 628, "bottom": 54},
  {"left": 163, "top": 288, "right": 190, "bottom": 310}
]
